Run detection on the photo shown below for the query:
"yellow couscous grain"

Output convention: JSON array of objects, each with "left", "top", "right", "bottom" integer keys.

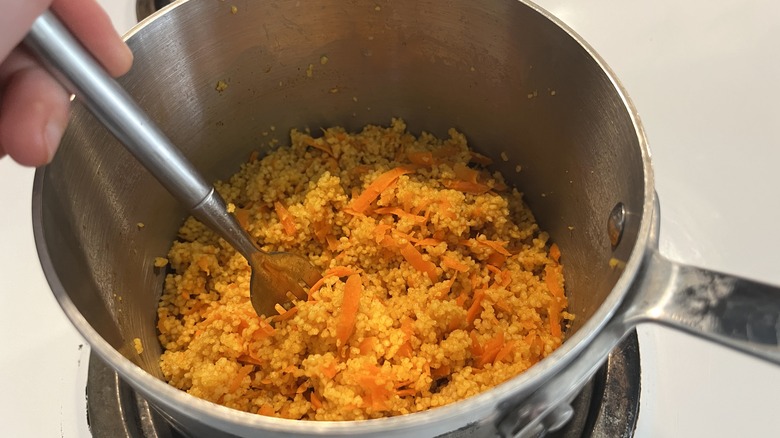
[
  {"left": 157, "top": 119, "right": 571, "bottom": 420},
  {"left": 133, "top": 338, "right": 144, "bottom": 355}
]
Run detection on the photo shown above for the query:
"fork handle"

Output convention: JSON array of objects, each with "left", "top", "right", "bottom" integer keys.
[{"left": 24, "top": 11, "right": 258, "bottom": 258}]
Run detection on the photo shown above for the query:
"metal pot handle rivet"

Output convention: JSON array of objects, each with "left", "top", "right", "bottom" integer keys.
[{"left": 607, "top": 202, "right": 625, "bottom": 249}]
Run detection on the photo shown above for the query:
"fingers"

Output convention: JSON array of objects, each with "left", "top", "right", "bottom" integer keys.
[
  {"left": 0, "top": 50, "right": 70, "bottom": 166},
  {"left": 0, "top": 0, "right": 132, "bottom": 78},
  {"left": 0, "top": 0, "right": 133, "bottom": 166},
  {"left": 0, "top": 0, "right": 52, "bottom": 62},
  {"left": 51, "top": 0, "right": 133, "bottom": 76}
]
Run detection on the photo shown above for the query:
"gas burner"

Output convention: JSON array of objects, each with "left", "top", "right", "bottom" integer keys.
[
  {"left": 86, "top": 332, "right": 640, "bottom": 437},
  {"left": 136, "top": 0, "right": 173, "bottom": 21}
]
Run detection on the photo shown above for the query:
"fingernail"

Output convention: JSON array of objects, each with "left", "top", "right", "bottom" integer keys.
[
  {"left": 120, "top": 43, "right": 134, "bottom": 74},
  {"left": 44, "top": 119, "right": 65, "bottom": 163}
]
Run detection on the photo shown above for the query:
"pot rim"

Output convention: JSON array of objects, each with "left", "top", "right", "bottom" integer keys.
[{"left": 31, "top": 0, "right": 655, "bottom": 434}]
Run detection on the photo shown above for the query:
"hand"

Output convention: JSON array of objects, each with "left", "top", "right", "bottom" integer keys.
[{"left": 0, "top": 0, "right": 133, "bottom": 166}]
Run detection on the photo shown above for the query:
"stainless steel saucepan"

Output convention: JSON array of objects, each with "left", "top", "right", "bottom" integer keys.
[{"left": 31, "top": 0, "right": 780, "bottom": 437}]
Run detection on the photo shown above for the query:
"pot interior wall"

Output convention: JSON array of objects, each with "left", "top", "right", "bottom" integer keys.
[{"left": 39, "top": 0, "right": 645, "bottom": 380}]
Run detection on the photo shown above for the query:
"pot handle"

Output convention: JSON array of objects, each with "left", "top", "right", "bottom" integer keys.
[
  {"left": 632, "top": 249, "right": 780, "bottom": 364},
  {"left": 497, "top": 248, "right": 780, "bottom": 438}
]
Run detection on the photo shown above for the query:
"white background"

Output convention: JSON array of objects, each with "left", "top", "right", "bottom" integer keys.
[{"left": 0, "top": 0, "right": 778, "bottom": 437}]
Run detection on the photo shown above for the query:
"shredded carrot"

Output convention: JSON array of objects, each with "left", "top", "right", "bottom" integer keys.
[
  {"left": 373, "top": 223, "right": 392, "bottom": 244},
  {"left": 415, "top": 238, "right": 443, "bottom": 247},
  {"left": 410, "top": 197, "right": 435, "bottom": 215},
  {"left": 453, "top": 163, "right": 480, "bottom": 184},
  {"left": 549, "top": 300, "right": 562, "bottom": 338},
  {"left": 399, "top": 243, "right": 439, "bottom": 283},
  {"left": 325, "top": 235, "right": 339, "bottom": 251},
  {"left": 486, "top": 252, "right": 506, "bottom": 267},
  {"left": 469, "top": 151, "right": 493, "bottom": 165},
  {"left": 295, "top": 382, "right": 310, "bottom": 394},
  {"left": 237, "top": 354, "right": 264, "bottom": 366},
  {"left": 478, "top": 239, "right": 512, "bottom": 256},
  {"left": 493, "top": 299, "right": 511, "bottom": 316},
  {"left": 320, "top": 362, "right": 338, "bottom": 379},
  {"left": 349, "top": 164, "right": 373, "bottom": 177},
  {"left": 447, "top": 314, "right": 463, "bottom": 332},
  {"left": 493, "top": 181, "right": 508, "bottom": 191},
  {"left": 407, "top": 151, "right": 437, "bottom": 166},
  {"left": 374, "top": 207, "right": 427, "bottom": 224},
  {"left": 442, "top": 179, "right": 492, "bottom": 194},
  {"left": 431, "top": 364, "right": 451, "bottom": 379},
  {"left": 274, "top": 201, "right": 296, "bottom": 235},
  {"left": 275, "top": 306, "right": 299, "bottom": 321},
  {"left": 469, "top": 330, "right": 483, "bottom": 357},
  {"left": 396, "top": 388, "right": 417, "bottom": 397},
  {"left": 400, "top": 317, "right": 415, "bottom": 337},
  {"left": 437, "top": 276, "right": 458, "bottom": 299},
  {"left": 336, "top": 274, "right": 362, "bottom": 346},
  {"left": 486, "top": 264, "right": 502, "bottom": 276},
  {"left": 396, "top": 318, "right": 415, "bottom": 357},
  {"left": 378, "top": 234, "right": 397, "bottom": 249},
  {"left": 475, "top": 331, "right": 504, "bottom": 368},
  {"left": 310, "top": 391, "right": 323, "bottom": 410},
  {"left": 303, "top": 136, "right": 335, "bottom": 157},
  {"left": 233, "top": 208, "right": 250, "bottom": 230},
  {"left": 313, "top": 220, "right": 332, "bottom": 242},
  {"left": 494, "top": 340, "right": 517, "bottom": 364},
  {"left": 545, "top": 265, "right": 565, "bottom": 300},
  {"left": 466, "top": 288, "right": 486, "bottom": 325},
  {"left": 442, "top": 255, "right": 469, "bottom": 273},
  {"left": 359, "top": 336, "right": 378, "bottom": 355},
  {"left": 325, "top": 266, "right": 360, "bottom": 277},
  {"left": 432, "top": 144, "right": 460, "bottom": 158},
  {"left": 545, "top": 265, "right": 565, "bottom": 338},
  {"left": 349, "top": 166, "right": 415, "bottom": 214},
  {"left": 393, "top": 231, "right": 418, "bottom": 244},
  {"left": 396, "top": 342, "right": 413, "bottom": 358},
  {"left": 258, "top": 405, "right": 276, "bottom": 417},
  {"left": 229, "top": 365, "right": 253, "bottom": 392},
  {"left": 501, "top": 270, "right": 512, "bottom": 287},
  {"left": 358, "top": 366, "right": 393, "bottom": 410},
  {"left": 549, "top": 243, "right": 561, "bottom": 263},
  {"left": 252, "top": 320, "right": 276, "bottom": 341},
  {"left": 437, "top": 198, "right": 457, "bottom": 219},
  {"left": 308, "top": 266, "right": 358, "bottom": 297},
  {"left": 196, "top": 256, "right": 210, "bottom": 275}
]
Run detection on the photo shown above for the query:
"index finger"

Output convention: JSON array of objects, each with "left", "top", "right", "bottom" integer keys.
[{"left": 51, "top": 0, "right": 133, "bottom": 77}]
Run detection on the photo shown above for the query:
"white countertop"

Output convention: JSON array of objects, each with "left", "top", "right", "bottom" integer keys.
[{"left": 1, "top": 1, "right": 779, "bottom": 436}]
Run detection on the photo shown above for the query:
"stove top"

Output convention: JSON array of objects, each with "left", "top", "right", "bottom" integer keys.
[{"left": 1, "top": 1, "right": 779, "bottom": 437}]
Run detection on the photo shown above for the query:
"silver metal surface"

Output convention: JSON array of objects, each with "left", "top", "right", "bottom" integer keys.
[
  {"left": 25, "top": 10, "right": 316, "bottom": 317},
  {"left": 25, "top": 11, "right": 212, "bottom": 210},
  {"left": 30, "top": 0, "right": 780, "bottom": 437}
]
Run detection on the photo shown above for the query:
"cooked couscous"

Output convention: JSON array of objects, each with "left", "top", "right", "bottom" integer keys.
[{"left": 156, "top": 119, "right": 571, "bottom": 420}]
